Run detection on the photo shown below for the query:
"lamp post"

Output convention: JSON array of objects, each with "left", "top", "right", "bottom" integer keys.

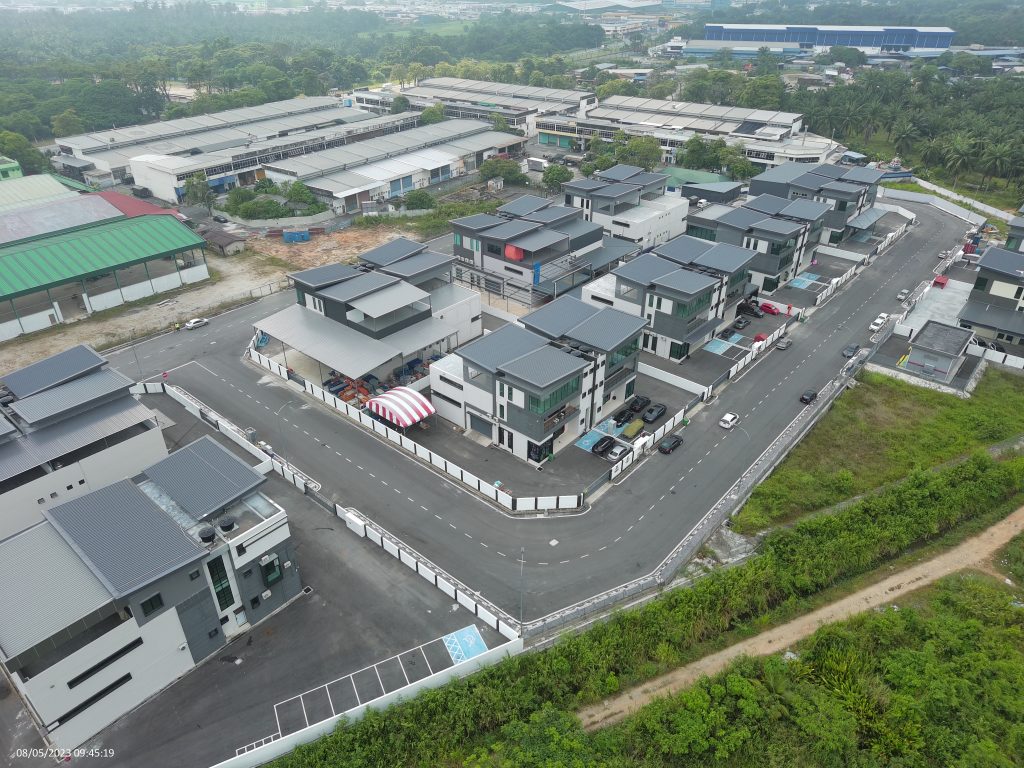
[
  {"left": 519, "top": 546, "right": 526, "bottom": 628},
  {"left": 129, "top": 327, "right": 144, "bottom": 381}
]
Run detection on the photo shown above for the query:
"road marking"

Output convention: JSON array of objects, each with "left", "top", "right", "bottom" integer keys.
[
  {"left": 639, "top": 514, "right": 645, "bottom": 521},
  {"left": 659, "top": 495, "right": 666, "bottom": 501},
  {"left": 381, "top": 480, "right": 388, "bottom": 486},
  {"left": 614, "top": 536, "right": 622, "bottom": 543},
  {"left": 421, "top": 506, "right": 429, "bottom": 512},
  {"left": 368, "top": 473, "right": 375, "bottom": 478},
  {"left": 538, "top": 562, "right": 548, "bottom": 566},
  {"left": 407, "top": 497, "right": 415, "bottom": 503},
  {"left": 393, "top": 488, "right": 400, "bottom": 494},
  {"left": 345, "top": 457, "right": 352, "bottom": 463},
  {"left": 303, "top": 430, "right": 309, "bottom": 435},
  {"left": 335, "top": 451, "right": 342, "bottom": 456},
  {"left": 598, "top": 546, "right": 607, "bottom": 551},
  {"left": 579, "top": 554, "right": 589, "bottom": 559},
  {"left": 434, "top": 514, "right": 442, "bottom": 520},
  {"left": 497, "top": 552, "right": 507, "bottom": 557},
  {"left": 480, "top": 542, "right": 488, "bottom": 548},
  {"left": 464, "top": 533, "right": 472, "bottom": 539},
  {"left": 649, "top": 504, "right": 656, "bottom": 511},
  {"left": 449, "top": 523, "right": 457, "bottom": 529},
  {"left": 356, "top": 465, "right": 362, "bottom": 470},
  {"left": 627, "top": 525, "right": 634, "bottom": 532}
]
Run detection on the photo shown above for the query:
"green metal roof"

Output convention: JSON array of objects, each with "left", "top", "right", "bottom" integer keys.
[
  {"left": 662, "top": 167, "right": 731, "bottom": 184},
  {"left": 0, "top": 216, "right": 206, "bottom": 301}
]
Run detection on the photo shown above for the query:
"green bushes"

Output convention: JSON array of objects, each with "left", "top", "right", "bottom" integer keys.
[
  {"left": 219, "top": 180, "right": 327, "bottom": 220},
  {"left": 352, "top": 200, "right": 499, "bottom": 239},
  {"left": 737, "top": 370, "right": 1024, "bottom": 531},
  {"left": 272, "top": 453, "right": 1024, "bottom": 767}
]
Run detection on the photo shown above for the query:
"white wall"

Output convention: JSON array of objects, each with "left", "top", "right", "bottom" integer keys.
[
  {"left": 150, "top": 272, "right": 183, "bottom": 293},
  {"left": 85, "top": 288, "right": 124, "bottom": 312},
  {"left": 0, "top": 317, "right": 21, "bottom": 342},
  {"left": 129, "top": 160, "right": 181, "bottom": 203},
  {"left": 20, "top": 608, "right": 194, "bottom": 750},
  {"left": 591, "top": 197, "right": 687, "bottom": 249},
  {"left": 179, "top": 263, "right": 210, "bottom": 285},
  {"left": 120, "top": 278, "right": 156, "bottom": 303},
  {"left": 429, "top": 358, "right": 469, "bottom": 426},
  {"left": 18, "top": 307, "right": 57, "bottom": 334},
  {"left": 432, "top": 291, "right": 481, "bottom": 346},
  {"left": 0, "top": 426, "right": 166, "bottom": 540}
]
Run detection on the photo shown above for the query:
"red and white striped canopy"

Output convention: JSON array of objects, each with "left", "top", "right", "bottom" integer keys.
[{"left": 366, "top": 386, "right": 436, "bottom": 428}]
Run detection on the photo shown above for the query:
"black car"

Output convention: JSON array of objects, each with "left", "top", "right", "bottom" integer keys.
[
  {"left": 591, "top": 435, "right": 615, "bottom": 455},
  {"left": 738, "top": 303, "right": 765, "bottom": 318},
  {"left": 733, "top": 317, "right": 751, "bottom": 330},
  {"left": 842, "top": 344, "right": 860, "bottom": 358},
  {"left": 629, "top": 395, "right": 651, "bottom": 412},
  {"left": 613, "top": 407, "right": 633, "bottom": 426},
  {"left": 658, "top": 434, "right": 683, "bottom": 454},
  {"left": 641, "top": 403, "right": 667, "bottom": 423},
  {"left": 718, "top": 329, "right": 734, "bottom": 340},
  {"left": 212, "top": 214, "right": 229, "bottom": 223},
  {"left": 800, "top": 389, "right": 818, "bottom": 405}
]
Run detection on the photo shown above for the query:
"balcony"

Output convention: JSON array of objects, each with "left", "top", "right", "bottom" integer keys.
[{"left": 543, "top": 404, "right": 578, "bottom": 433}]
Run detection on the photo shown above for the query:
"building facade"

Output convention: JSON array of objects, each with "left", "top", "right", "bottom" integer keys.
[
  {"left": 958, "top": 246, "right": 1024, "bottom": 347},
  {"left": 703, "top": 24, "right": 955, "bottom": 55}
]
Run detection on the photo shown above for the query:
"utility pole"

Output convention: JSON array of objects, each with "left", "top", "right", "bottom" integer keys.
[
  {"left": 129, "top": 328, "right": 144, "bottom": 382},
  {"left": 519, "top": 546, "right": 525, "bottom": 628}
]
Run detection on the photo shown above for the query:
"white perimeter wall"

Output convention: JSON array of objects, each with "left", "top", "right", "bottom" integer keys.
[
  {"left": 433, "top": 291, "right": 482, "bottom": 347},
  {"left": 129, "top": 161, "right": 181, "bottom": 203},
  {"left": 19, "top": 608, "right": 194, "bottom": 750}
]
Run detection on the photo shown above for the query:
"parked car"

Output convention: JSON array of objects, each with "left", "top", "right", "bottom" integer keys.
[
  {"left": 719, "top": 412, "right": 739, "bottom": 429},
  {"left": 613, "top": 408, "right": 633, "bottom": 426},
  {"left": 183, "top": 318, "right": 209, "bottom": 330},
  {"left": 212, "top": 215, "right": 229, "bottom": 224},
  {"left": 842, "top": 343, "right": 860, "bottom": 358},
  {"left": 641, "top": 403, "right": 667, "bottom": 423},
  {"left": 800, "top": 389, "right": 818, "bottom": 405},
  {"left": 658, "top": 434, "right": 683, "bottom": 454},
  {"left": 738, "top": 303, "right": 765, "bottom": 318},
  {"left": 869, "top": 313, "right": 889, "bottom": 332},
  {"left": 760, "top": 302, "right": 781, "bottom": 315},
  {"left": 897, "top": 289, "right": 910, "bottom": 301},
  {"left": 775, "top": 338, "right": 793, "bottom": 350},
  {"left": 733, "top": 317, "right": 751, "bottom": 330},
  {"left": 591, "top": 435, "right": 615, "bottom": 455},
  {"left": 606, "top": 444, "right": 631, "bottom": 462},
  {"left": 622, "top": 419, "right": 645, "bottom": 439},
  {"left": 718, "top": 329, "right": 735, "bottom": 340},
  {"left": 629, "top": 395, "right": 651, "bottom": 412}
]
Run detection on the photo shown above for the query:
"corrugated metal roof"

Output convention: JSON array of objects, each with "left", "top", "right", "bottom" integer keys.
[
  {"left": 655, "top": 235, "right": 717, "bottom": 266},
  {"left": 451, "top": 213, "right": 504, "bottom": 231},
  {"left": 652, "top": 269, "right": 719, "bottom": 296},
  {"left": 521, "top": 206, "right": 578, "bottom": 225},
  {"left": 143, "top": 436, "right": 263, "bottom": 522},
  {"left": 743, "top": 194, "right": 790, "bottom": 215},
  {"left": 359, "top": 237, "right": 426, "bottom": 267},
  {"left": 254, "top": 303, "right": 400, "bottom": 380},
  {"left": 500, "top": 346, "right": 588, "bottom": 390},
  {"left": 316, "top": 272, "right": 398, "bottom": 304},
  {"left": 457, "top": 324, "right": 548, "bottom": 373},
  {"left": 290, "top": 263, "right": 360, "bottom": 290},
  {"left": 9, "top": 368, "right": 133, "bottom": 425},
  {"left": 752, "top": 217, "right": 804, "bottom": 237},
  {"left": 0, "top": 195, "right": 124, "bottom": 246},
  {"left": 0, "top": 523, "right": 111, "bottom": 660},
  {"left": 521, "top": 295, "right": 600, "bottom": 339},
  {"left": 696, "top": 243, "right": 757, "bottom": 274},
  {"left": 349, "top": 281, "right": 430, "bottom": 318},
  {"left": 613, "top": 253, "right": 678, "bottom": 285},
  {"left": 382, "top": 316, "right": 459, "bottom": 356},
  {"left": 0, "top": 216, "right": 206, "bottom": 301},
  {"left": 596, "top": 164, "right": 644, "bottom": 181},
  {"left": 0, "top": 414, "right": 15, "bottom": 440},
  {"left": 0, "top": 397, "right": 154, "bottom": 484},
  {"left": 45, "top": 480, "right": 205, "bottom": 598},
  {"left": 379, "top": 250, "right": 453, "bottom": 280},
  {"left": 2, "top": 345, "right": 106, "bottom": 398},
  {"left": 510, "top": 229, "right": 567, "bottom": 253},
  {"left": 978, "top": 245, "right": 1024, "bottom": 278},
  {"left": 563, "top": 307, "right": 647, "bottom": 353},
  {"left": 498, "top": 195, "right": 552, "bottom": 218},
  {"left": 0, "top": 176, "right": 78, "bottom": 214}
]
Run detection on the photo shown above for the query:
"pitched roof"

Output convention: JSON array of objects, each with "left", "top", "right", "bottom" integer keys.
[
  {"left": 595, "top": 164, "right": 644, "bottom": 181},
  {"left": 475, "top": 219, "right": 541, "bottom": 241},
  {"left": 451, "top": 213, "right": 505, "bottom": 231},
  {"left": 457, "top": 323, "right": 548, "bottom": 373},
  {"left": 978, "top": 245, "right": 1024, "bottom": 279},
  {"left": 378, "top": 250, "right": 454, "bottom": 279},
  {"left": 0, "top": 216, "right": 206, "bottom": 302},
  {"left": 94, "top": 191, "right": 184, "bottom": 220},
  {"left": 316, "top": 271, "right": 398, "bottom": 303},
  {"left": 359, "top": 237, "right": 426, "bottom": 267},
  {"left": 653, "top": 235, "right": 716, "bottom": 265},
  {"left": 652, "top": 269, "right": 719, "bottom": 296},
  {"left": 8, "top": 368, "right": 134, "bottom": 426},
  {"left": 510, "top": 228, "right": 567, "bottom": 253},
  {"left": 45, "top": 480, "right": 206, "bottom": 598},
  {"left": 0, "top": 194, "right": 123, "bottom": 247},
  {"left": 0, "top": 175, "right": 78, "bottom": 214},
  {"left": 1, "top": 344, "right": 105, "bottom": 399},
  {"left": 143, "top": 436, "right": 263, "bottom": 522},
  {"left": 497, "top": 195, "right": 551, "bottom": 217},
  {"left": 751, "top": 217, "right": 804, "bottom": 237},
  {"left": 521, "top": 294, "right": 600, "bottom": 338},
  {"left": 521, "top": 205, "right": 578, "bottom": 224},
  {"left": 612, "top": 253, "right": 678, "bottom": 285},
  {"left": 841, "top": 166, "right": 887, "bottom": 184},
  {"left": 743, "top": 194, "right": 790, "bottom": 215},
  {"left": 290, "top": 262, "right": 360, "bottom": 290},
  {"left": 779, "top": 198, "right": 831, "bottom": 222},
  {"left": 499, "top": 346, "right": 588, "bottom": 390},
  {"left": 563, "top": 306, "right": 646, "bottom": 353}
]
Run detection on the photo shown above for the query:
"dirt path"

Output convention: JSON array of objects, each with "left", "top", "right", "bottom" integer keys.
[{"left": 578, "top": 507, "right": 1024, "bottom": 731}]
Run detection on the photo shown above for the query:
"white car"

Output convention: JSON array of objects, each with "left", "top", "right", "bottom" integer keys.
[
  {"left": 868, "top": 313, "right": 889, "bottom": 332},
  {"left": 183, "top": 318, "right": 209, "bottom": 330},
  {"left": 719, "top": 412, "right": 739, "bottom": 429},
  {"left": 897, "top": 289, "right": 910, "bottom": 301}
]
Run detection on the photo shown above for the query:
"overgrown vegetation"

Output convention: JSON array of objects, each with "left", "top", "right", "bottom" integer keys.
[
  {"left": 271, "top": 452, "right": 1024, "bottom": 767},
  {"left": 218, "top": 180, "right": 327, "bottom": 220},
  {"left": 737, "top": 370, "right": 1024, "bottom": 532},
  {"left": 351, "top": 199, "right": 499, "bottom": 239}
]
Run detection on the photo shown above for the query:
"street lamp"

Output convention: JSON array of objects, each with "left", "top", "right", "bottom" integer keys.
[{"left": 128, "top": 327, "right": 144, "bottom": 381}]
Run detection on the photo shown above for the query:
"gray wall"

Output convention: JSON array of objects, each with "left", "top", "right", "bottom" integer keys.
[
  {"left": 175, "top": 588, "right": 225, "bottom": 664},
  {"left": 230, "top": 538, "right": 302, "bottom": 627},
  {"left": 125, "top": 562, "right": 210, "bottom": 630}
]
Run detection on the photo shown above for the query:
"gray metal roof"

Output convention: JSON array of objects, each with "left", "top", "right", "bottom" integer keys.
[
  {"left": 144, "top": 436, "right": 264, "bottom": 522},
  {"left": 579, "top": 239, "right": 638, "bottom": 271},
  {"left": 654, "top": 235, "right": 717, "bottom": 265},
  {"left": 847, "top": 207, "right": 888, "bottom": 230},
  {"left": 752, "top": 217, "right": 804, "bottom": 237},
  {"left": 349, "top": 281, "right": 430, "bottom": 318},
  {"left": 497, "top": 195, "right": 551, "bottom": 217},
  {"left": 510, "top": 228, "right": 568, "bottom": 253},
  {"left": 978, "top": 246, "right": 1024, "bottom": 279},
  {"left": 0, "top": 523, "right": 111, "bottom": 660},
  {"left": 0, "top": 414, "right": 15, "bottom": 441},
  {"left": 820, "top": 180, "right": 864, "bottom": 195},
  {"left": 457, "top": 323, "right": 548, "bottom": 373},
  {"left": 0, "top": 194, "right": 123, "bottom": 247},
  {"left": 521, "top": 295, "right": 600, "bottom": 339},
  {"left": 255, "top": 303, "right": 400, "bottom": 380},
  {"left": 718, "top": 207, "right": 770, "bottom": 230},
  {"left": 290, "top": 263, "right": 360, "bottom": 290},
  {"left": 0, "top": 397, "right": 154, "bottom": 484},
  {"left": 2, "top": 345, "right": 106, "bottom": 399},
  {"left": 359, "top": 237, "right": 426, "bottom": 267},
  {"left": 1010, "top": 216, "right": 1024, "bottom": 229},
  {"left": 563, "top": 307, "right": 647, "bottom": 353},
  {"left": 779, "top": 198, "right": 831, "bottom": 222},
  {"left": 911, "top": 320, "right": 973, "bottom": 357},
  {"left": 751, "top": 162, "right": 812, "bottom": 184},
  {"left": 550, "top": 218, "right": 603, "bottom": 241},
  {"left": 613, "top": 253, "right": 678, "bottom": 285},
  {"left": 680, "top": 181, "right": 743, "bottom": 195},
  {"left": 476, "top": 219, "right": 541, "bottom": 241},
  {"left": 316, "top": 272, "right": 399, "bottom": 304},
  {"left": 842, "top": 166, "right": 886, "bottom": 184},
  {"left": 9, "top": 368, "right": 134, "bottom": 426},
  {"left": 451, "top": 213, "right": 506, "bottom": 232},
  {"left": 959, "top": 299, "right": 1024, "bottom": 336},
  {"left": 596, "top": 164, "right": 644, "bottom": 182},
  {"left": 591, "top": 183, "right": 639, "bottom": 199},
  {"left": 696, "top": 243, "right": 757, "bottom": 273},
  {"left": 521, "top": 206, "right": 578, "bottom": 225},
  {"left": 626, "top": 171, "right": 668, "bottom": 187},
  {"left": 563, "top": 178, "right": 607, "bottom": 193},
  {"left": 379, "top": 250, "right": 454, "bottom": 280},
  {"left": 744, "top": 194, "right": 790, "bottom": 215},
  {"left": 499, "top": 346, "right": 588, "bottom": 390},
  {"left": 45, "top": 480, "right": 206, "bottom": 599},
  {"left": 381, "top": 316, "right": 458, "bottom": 356},
  {"left": 653, "top": 269, "right": 719, "bottom": 297},
  {"left": 809, "top": 163, "right": 847, "bottom": 180}
]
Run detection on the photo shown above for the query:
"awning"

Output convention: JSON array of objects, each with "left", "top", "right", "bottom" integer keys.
[
  {"left": 367, "top": 386, "right": 436, "bottom": 427},
  {"left": 847, "top": 207, "right": 887, "bottom": 230}
]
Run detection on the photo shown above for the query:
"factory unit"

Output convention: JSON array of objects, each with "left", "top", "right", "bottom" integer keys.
[
  {"left": 650, "top": 37, "right": 804, "bottom": 59},
  {"left": 0, "top": 436, "right": 301, "bottom": 750},
  {"left": 703, "top": 24, "right": 955, "bottom": 55},
  {"left": 261, "top": 120, "right": 526, "bottom": 213}
]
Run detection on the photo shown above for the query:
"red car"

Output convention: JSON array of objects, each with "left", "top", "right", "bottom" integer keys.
[{"left": 760, "top": 302, "right": 781, "bottom": 315}]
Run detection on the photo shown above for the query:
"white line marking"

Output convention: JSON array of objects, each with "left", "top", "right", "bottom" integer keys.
[{"left": 614, "top": 536, "right": 621, "bottom": 543}]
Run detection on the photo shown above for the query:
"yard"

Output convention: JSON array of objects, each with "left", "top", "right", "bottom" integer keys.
[{"left": 734, "top": 368, "right": 1024, "bottom": 532}]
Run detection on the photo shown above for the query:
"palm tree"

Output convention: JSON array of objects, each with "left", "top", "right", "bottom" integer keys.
[
  {"left": 979, "top": 143, "right": 1013, "bottom": 189},
  {"left": 890, "top": 118, "right": 919, "bottom": 157},
  {"left": 944, "top": 132, "right": 977, "bottom": 190},
  {"left": 918, "top": 138, "right": 944, "bottom": 167},
  {"left": 859, "top": 100, "right": 882, "bottom": 143}
]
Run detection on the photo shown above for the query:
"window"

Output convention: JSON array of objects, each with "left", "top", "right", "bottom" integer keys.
[
  {"left": 591, "top": 295, "right": 613, "bottom": 306},
  {"left": 673, "top": 292, "right": 712, "bottom": 319},
  {"left": 527, "top": 377, "right": 581, "bottom": 414},
  {"left": 471, "top": 314, "right": 481, "bottom": 323},
  {"left": 686, "top": 224, "right": 717, "bottom": 242},
  {"left": 612, "top": 220, "right": 631, "bottom": 228},
  {"left": 140, "top": 593, "right": 164, "bottom": 617},
  {"left": 433, "top": 390, "right": 462, "bottom": 407},
  {"left": 250, "top": 596, "right": 261, "bottom": 610},
  {"left": 498, "top": 382, "right": 505, "bottom": 397},
  {"left": 498, "top": 404, "right": 505, "bottom": 420},
  {"left": 486, "top": 243, "right": 501, "bottom": 256},
  {"left": 453, "top": 232, "right": 463, "bottom": 247},
  {"left": 67, "top": 638, "right": 144, "bottom": 689},
  {"left": 504, "top": 266, "right": 523, "bottom": 275},
  {"left": 261, "top": 556, "right": 283, "bottom": 587},
  {"left": 440, "top": 375, "right": 465, "bottom": 391},
  {"left": 1015, "top": 286, "right": 1023, "bottom": 300},
  {"left": 53, "top": 674, "right": 132, "bottom": 725},
  {"left": 66, "top": 484, "right": 73, "bottom": 491},
  {"left": 189, "top": 570, "right": 201, "bottom": 581},
  {"left": 207, "top": 556, "right": 235, "bottom": 611},
  {"left": 609, "top": 339, "right": 639, "bottom": 367},
  {"left": 208, "top": 628, "right": 219, "bottom": 639},
  {"left": 974, "top": 277, "right": 989, "bottom": 292}
]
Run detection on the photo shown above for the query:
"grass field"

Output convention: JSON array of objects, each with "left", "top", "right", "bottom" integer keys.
[{"left": 734, "top": 369, "right": 1024, "bottom": 532}]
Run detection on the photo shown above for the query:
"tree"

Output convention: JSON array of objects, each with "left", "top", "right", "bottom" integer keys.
[
  {"left": 0, "top": 131, "right": 47, "bottom": 174},
  {"left": 404, "top": 189, "right": 435, "bottom": 210},
  {"left": 542, "top": 164, "right": 573, "bottom": 191},
  {"left": 596, "top": 78, "right": 639, "bottom": 100},
  {"left": 593, "top": 155, "right": 616, "bottom": 171},
  {"left": 390, "top": 95, "right": 411, "bottom": 114},
  {"left": 479, "top": 158, "right": 528, "bottom": 185},
  {"left": 616, "top": 136, "right": 662, "bottom": 171},
  {"left": 890, "top": 118, "right": 920, "bottom": 157},
  {"left": 50, "top": 108, "right": 85, "bottom": 138},
  {"left": 944, "top": 132, "right": 977, "bottom": 189},
  {"left": 580, "top": 162, "right": 596, "bottom": 178},
  {"left": 419, "top": 103, "right": 446, "bottom": 125},
  {"left": 183, "top": 172, "right": 216, "bottom": 214},
  {"left": 979, "top": 143, "right": 1013, "bottom": 189},
  {"left": 286, "top": 181, "right": 315, "bottom": 206}
]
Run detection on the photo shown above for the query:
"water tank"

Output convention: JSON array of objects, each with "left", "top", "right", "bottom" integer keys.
[
  {"left": 198, "top": 527, "right": 216, "bottom": 543},
  {"left": 218, "top": 516, "right": 236, "bottom": 532}
]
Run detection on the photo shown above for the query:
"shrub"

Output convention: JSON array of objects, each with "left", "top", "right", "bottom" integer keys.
[{"left": 404, "top": 190, "right": 436, "bottom": 210}]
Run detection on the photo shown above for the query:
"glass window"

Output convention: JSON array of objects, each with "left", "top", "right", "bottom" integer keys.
[
  {"left": 140, "top": 593, "right": 164, "bottom": 617},
  {"left": 261, "top": 556, "right": 283, "bottom": 587},
  {"left": 609, "top": 339, "right": 639, "bottom": 366},
  {"left": 454, "top": 232, "right": 463, "bottom": 247},
  {"left": 207, "top": 556, "right": 235, "bottom": 611},
  {"left": 527, "top": 377, "right": 581, "bottom": 414}
]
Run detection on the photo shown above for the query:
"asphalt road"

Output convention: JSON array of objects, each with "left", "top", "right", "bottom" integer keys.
[{"left": 108, "top": 203, "right": 966, "bottom": 622}]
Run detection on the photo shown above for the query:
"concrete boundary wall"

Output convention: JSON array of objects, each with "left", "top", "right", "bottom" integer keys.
[{"left": 637, "top": 361, "right": 709, "bottom": 399}]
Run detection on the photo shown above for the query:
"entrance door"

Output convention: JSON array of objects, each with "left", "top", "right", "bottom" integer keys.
[{"left": 468, "top": 413, "right": 492, "bottom": 437}]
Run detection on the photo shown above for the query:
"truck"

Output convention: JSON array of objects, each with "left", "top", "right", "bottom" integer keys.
[{"left": 526, "top": 157, "right": 549, "bottom": 172}]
